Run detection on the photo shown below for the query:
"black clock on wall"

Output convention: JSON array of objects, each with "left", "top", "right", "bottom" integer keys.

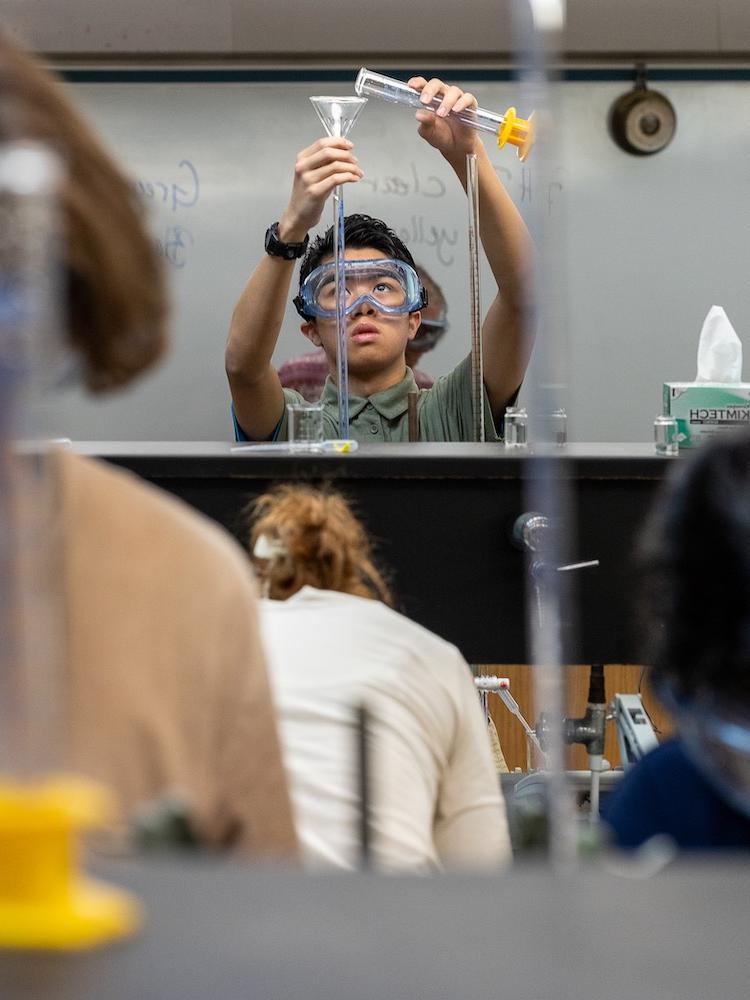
[{"left": 609, "top": 64, "right": 677, "bottom": 156}]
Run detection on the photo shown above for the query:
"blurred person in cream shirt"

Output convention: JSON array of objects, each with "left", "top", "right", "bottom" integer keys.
[{"left": 248, "top": 485, "right": 511, "bottom": 872}]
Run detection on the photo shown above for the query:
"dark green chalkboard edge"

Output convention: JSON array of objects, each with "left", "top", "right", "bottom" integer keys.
[{"left": 60, "top": 67, "right": 750, "bottom": 85}]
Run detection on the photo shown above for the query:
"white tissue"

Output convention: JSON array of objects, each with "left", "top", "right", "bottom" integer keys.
[{"left": 695, "top": 305, "right": 743, "bottom": 383}]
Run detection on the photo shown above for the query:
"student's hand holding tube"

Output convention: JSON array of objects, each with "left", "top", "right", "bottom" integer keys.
[
  {"left": 278, "top": 137, "right": 364, "bottom": 242},
  {"left": 408, "top": 76, "right": 482, "bottom": 167}
]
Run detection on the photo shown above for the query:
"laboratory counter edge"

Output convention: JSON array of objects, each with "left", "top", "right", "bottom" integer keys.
[
  {"left": 74, "top": 442, "right": 684, "bottom": 664},
  {"left": 1, "top": 857, "right": 749, "bottom": 1000},
  {"left": 72, "top": 440, "right": 678, "bottom": 481}
]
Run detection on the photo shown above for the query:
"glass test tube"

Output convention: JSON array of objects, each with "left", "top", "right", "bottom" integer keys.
[
  {"left": 356, "top": 68, "right": 505, "bottom": 136},
  {"left": 466, "top": 153, "right": 484, "bottom": 443},
  {"left": 355, "top": 68, "right": 534, "bottom": 160}
]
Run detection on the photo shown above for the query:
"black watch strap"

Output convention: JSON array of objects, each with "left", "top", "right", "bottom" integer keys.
[{"left": 264, "top": 222, "right": 309, "bottom": 260}]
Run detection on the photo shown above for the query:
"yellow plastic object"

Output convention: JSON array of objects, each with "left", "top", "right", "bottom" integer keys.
[
  {"left": 331, "top": 439, "right": 354, "bottom": 453},
  {"left": 497, "top": 107, "right": 536, "bottom": 162},
  {"left": 0, "top": 776, "right": 142, "bottom": 950}
]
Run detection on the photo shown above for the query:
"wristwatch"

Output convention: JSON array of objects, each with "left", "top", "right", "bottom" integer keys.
[{"left": 264, "top": 222, "right": 309, "bottom": 260}]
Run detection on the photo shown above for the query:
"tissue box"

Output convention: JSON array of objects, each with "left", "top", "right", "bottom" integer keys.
[{"left": 663, "top": 382, "right": 750, "bottom": 447}]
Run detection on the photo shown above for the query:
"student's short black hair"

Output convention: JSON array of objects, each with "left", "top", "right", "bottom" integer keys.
[
  {"left": 298, "top": 214, "right": 418, "bottom": 289},
  {"left": 638, "top": 431, "right": 750, "bottom": 705}
]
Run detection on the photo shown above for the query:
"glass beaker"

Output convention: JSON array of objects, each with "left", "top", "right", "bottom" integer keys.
[
  {"left": 287, "top": 402, "right": 324, "bottom": 451},
  {"left": 504, "top": 406, "right": 529, "bottom": 448},
  {"left": 654, "top": 415, "right": 679, "bottom": 455},
  {"left": 550, "top": 407, "right": 567, "bottom": 446}
]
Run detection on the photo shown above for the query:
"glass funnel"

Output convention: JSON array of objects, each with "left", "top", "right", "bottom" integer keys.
[{"left": 310, "top": 96, "right": 367, "bottom": 141}]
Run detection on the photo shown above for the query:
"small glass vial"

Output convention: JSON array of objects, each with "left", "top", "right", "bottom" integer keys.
[
  {"left": 654, "top": 415, "right": 679, "bottom": 455},
  {"left": 287, "top": 402, "right": 325, "bottom": 452},
  {"left": 504, "top": 406, "right": 528, "bottom": 448},
  {"left": 550, "top": 407, "right": 567, "bottom": 446}
]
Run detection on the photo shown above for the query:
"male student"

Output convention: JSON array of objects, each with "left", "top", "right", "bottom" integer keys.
[{"left": 226, "top": 76, "right": 533, "bottom": 443}]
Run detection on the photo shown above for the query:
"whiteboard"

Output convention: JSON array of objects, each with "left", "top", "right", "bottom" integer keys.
[{"left": 45, "top": 76, "right": 750, "bottom": 443}]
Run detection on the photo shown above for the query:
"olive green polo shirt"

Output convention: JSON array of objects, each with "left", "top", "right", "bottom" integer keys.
[{"left": 272, "top": 354, "right": 503, "bottom": 443}]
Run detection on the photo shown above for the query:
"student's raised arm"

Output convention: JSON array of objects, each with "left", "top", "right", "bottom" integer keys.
[
  {"left": 225, "top": 137, "right": 363, "bottom": 439},
  {"left": 408, "top": 77, "right": 534, "bottom": 425}
]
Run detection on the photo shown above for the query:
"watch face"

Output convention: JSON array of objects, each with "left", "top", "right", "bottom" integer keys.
[
  {"left": 265, "top": 225, "right": 306, "bottom": 259},
  {"left": 264, "top": 226, "right": 281, "bottom": 254}
]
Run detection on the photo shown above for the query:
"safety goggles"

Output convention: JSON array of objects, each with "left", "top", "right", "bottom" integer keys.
[{"left": 294, "top": 257, "right": 427, "bottom": 320}]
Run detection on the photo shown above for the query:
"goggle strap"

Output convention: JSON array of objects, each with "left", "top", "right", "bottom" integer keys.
[{"left": 292, "top": 294, "right": 313, "bottom": 319}]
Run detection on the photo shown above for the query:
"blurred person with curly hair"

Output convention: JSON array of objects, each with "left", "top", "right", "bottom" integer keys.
[{"left": 247, "top": 484, "right": 511, "bottom": 871}]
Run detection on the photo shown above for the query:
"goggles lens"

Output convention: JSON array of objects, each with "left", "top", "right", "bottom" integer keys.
[{"left": 295, "top": 258, "right": 425, "bottom": 319}]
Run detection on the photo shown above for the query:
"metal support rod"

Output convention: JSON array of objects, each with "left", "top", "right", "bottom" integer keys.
[{"left": 356, "top": 704, "right": 372, "bottom": 869}]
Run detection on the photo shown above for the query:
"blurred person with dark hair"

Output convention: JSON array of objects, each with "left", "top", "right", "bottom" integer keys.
[
  {"left": 247, "top": 485, "right": 511, "bottom": 871},
  {"left": 277, "top": 263, "right": 448, "bottom": 399},
  {"left": 0, "top": 31, "right": 297, "bottom": 859},
  {"left": 603, "top": 432, "right": 750, "bottom": 851}
]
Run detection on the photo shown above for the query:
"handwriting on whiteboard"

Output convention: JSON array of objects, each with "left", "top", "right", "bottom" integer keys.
[
  {"left": 395, "top": 216, "right": 459, "bottom": 267},
  {"left": 136, "top": 159, "right": 199, "bottom": 211},
  {"left": 359, "top": 162, "right": 447, "bottom": 199},
  {"left": 155, "top": 226, "right": 194, "bottom": 269},
  {"left": 495, "top": 165, "right": 565, "bottom": 216},
  {"left": 358, "top": 159, "right": 564, "bottom": 217},
  {"left": 136, "top": 160, "right": 200, "bottom": 268}
]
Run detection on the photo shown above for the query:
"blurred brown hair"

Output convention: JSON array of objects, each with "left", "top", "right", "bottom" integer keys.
[
  {"left": 0, "top": 31, "right": 168, "bottom": 392},
  {"left": 247, "top": 485, "right": 393, "bottom": 606}
]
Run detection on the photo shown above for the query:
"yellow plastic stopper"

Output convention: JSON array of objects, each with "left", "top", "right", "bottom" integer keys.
[
  {"left": 497, "top": 107, "right": 536, "bottom": 162},
  {"left": 0, "top": 776, "right": 141, "bottom": 950}
]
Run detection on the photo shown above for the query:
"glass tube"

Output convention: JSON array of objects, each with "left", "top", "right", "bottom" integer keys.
[
  {"left": 511, "top": 0, "right": 578, "bottom": 868},
  {"left": 0, "top": 142, "right": 67, "bottom": 779},
  {"left": 333, "top": 185, "right": 348, "bottom": 438},
  {"left": 310, "top": 97, "right": 367, "bottom": 439},
  {"left": 356, "top": 68, "right": 505, "bottom": 137},
  {"left": 466, "top": 153, "right": 484, "bottom": 443}
]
